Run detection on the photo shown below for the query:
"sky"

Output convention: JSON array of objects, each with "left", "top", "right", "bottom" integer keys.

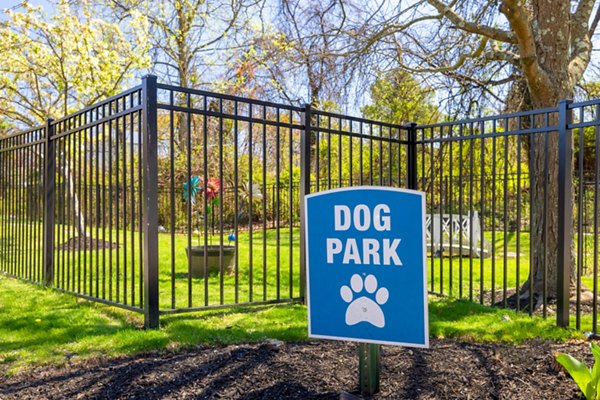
[
  {"left": 1, "top": 0, "right": 51, "bottom": 19},
  {"left": 2, "top": 0, "right": 50, "bottom": 8}
]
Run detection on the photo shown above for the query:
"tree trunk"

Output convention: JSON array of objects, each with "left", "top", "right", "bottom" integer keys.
[
  {"left": 524, "top": 124, "right": 562, "bottom": 301},
  {"left": 175, "top": 2, "right": 191, "bottom": 155},
  {"left": 61, "top": 158, "right": 87, "bottom": 239},
  {"left": 503, "top": 0, "right": 577, "bottom": 305},
  {"left": 176, "top": 61, "right": 189, "bottom": 155}
]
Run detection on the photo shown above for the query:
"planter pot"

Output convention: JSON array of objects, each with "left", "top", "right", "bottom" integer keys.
[{"left": 186, "top": 245, "right": 236, "bottom": 279}]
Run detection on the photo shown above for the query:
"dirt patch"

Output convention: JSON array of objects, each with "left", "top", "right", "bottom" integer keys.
[
  {"left": 56, "top": 237, "right": 119, "bottom": 251},
  {"left": 478, "top": 288, "right": 597, "bottom": 317},
  {"left": 0, "top": 338, "right": 591, "bottom": 399}
]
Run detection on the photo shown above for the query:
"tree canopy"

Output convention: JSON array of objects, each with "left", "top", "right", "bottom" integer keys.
[{"left": 0, "top": 0, "right": 149, "bottom": 130}]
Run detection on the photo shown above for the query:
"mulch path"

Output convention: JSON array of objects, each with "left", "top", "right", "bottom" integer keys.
[
  {"left": 56, "top": 237, "right": 119, "bottom": 251},
  {"left": 0, "top": 338, "right": 591, "bottom": 399}
]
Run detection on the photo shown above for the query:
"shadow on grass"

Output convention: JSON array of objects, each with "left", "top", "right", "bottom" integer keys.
[
  {"left": 0, "top": 277, "right": 307, "bottom": 372},
  {"left": 158, "top": 303, "right": 307, "bottom": 345},
  {"left": 428, "top": 296, "right": 578, "bottom": 343},
  {"left": 494, "top": 231, "right": 516, "bottom": 252},
  {"left": 429, "top": 297, "right": 497, "bottom": 321},
  {"left": 162, "top": 302, "right": 301, "bottom": 322}
]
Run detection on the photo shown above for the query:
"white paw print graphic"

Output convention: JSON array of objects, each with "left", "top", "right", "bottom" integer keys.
[{"left": 340, "top": 274, "right": 389, "bottom": 328}]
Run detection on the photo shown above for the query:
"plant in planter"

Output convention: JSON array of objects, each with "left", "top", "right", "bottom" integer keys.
[{"left": 183, "top": 176, "right": 235, "bottom": 278}]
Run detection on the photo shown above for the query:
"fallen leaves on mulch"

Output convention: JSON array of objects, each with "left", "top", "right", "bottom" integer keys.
[{"left": 0, "top": 338, "right": 590, "bottom": 399}]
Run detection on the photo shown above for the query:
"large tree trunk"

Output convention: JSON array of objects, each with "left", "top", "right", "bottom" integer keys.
[
  {"left": 502, "top": 0, "right": 577, "bottom": 305},
  {"left": 525, "top": 120, "right": 563, "bottom": 302}
]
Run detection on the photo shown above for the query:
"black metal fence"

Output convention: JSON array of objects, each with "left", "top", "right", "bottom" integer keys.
[
  {"left": 0, "top": 127, "right": 45, "bottom": 284},
  {"left": 568, "top": 99, "right": 600, "bottom": 332},
  {"left": 154, "top": 82, "right": 306, "bottom": 313},
  {"left": 415, "top": 100, "right": 600, "bottom": 334},
  {"left": 0, "top": 76, "right": 598, "bottom": 332},
  {"left": 0, "top": 86, "right": 145, "bottom": 315},
  {"left": 416, "top": 106, "right": 560, "bottom": 312}
]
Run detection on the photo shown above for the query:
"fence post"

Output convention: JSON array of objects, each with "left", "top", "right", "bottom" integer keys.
[
  {"left": 299, "top": 103, "right": 312, "bottom": 302},
  {"left": 142, "top": 75, "right": 160, "bottom": 328},
  {"left": 406, "top": 122, "right": 418, "bottom": 190},
  {"left": 557, "top": 99, "right": 573, "bottom": 328},
  {"left": 43, "top": 119, "right": 55, "bottom": 286}
]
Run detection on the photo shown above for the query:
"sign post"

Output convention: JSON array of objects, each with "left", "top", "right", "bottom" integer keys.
[
  {"left": 304, "top": 187, "right": 428, "bottom": 395},
  {"left": 358, "top": 343, "right": 380, "bottom": 394}
]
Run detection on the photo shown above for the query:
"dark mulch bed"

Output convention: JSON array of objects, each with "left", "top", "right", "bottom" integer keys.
[
  {"left": 0, "top": 338, "right": 591, "bottom": 399},
  {"left": 56, "top": 237, "right": 119, "bottom": 251}
]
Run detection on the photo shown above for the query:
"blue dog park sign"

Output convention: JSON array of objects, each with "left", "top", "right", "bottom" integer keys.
[{"left": 305, "top": 187, "right": 428, "bottom": 348}]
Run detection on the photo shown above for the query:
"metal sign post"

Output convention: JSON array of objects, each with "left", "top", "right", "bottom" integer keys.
[
  {"left": 304, "top": 187, "right": 428, "bottom": 395},
  {"left": 358, "top": 343, "right": 380, "bottom": 395}
]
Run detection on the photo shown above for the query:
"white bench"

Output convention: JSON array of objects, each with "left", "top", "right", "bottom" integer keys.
[{"left": 425, "top": 212, "right": 491, "bottom": 258}]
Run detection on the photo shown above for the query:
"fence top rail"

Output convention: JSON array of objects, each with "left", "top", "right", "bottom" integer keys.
[
  {"left": 52, "top": 85, "right": 143, "bottom": 126},
  {"left": 418, "top": 124, "right": 559, "bottom": 144},
  {"left": 569, "top": 98, "right": 600, "bottom": 109},
  {"left": 51, "top": 104, "right": 143, "bottom": 141},
  {"left": 156, "top": 82, "right": 305, "bottom": 113},
  {"left": 156, "top": 83, "right": 409, "bottom": 141},
  {"left": 312, "top": 109, "right": 408, "bottom": 132},
  {"left": 313, "top": 124, "right": 409, "bottom": 144},
  {"left": 416, "top": 106, "right": 559, "bottom": 131},
  {"left": 0, "top": 125, "right": 45, "bottom": 143},
  {"left": 157, "top": 103, "right": 305, "bottom": 131}
]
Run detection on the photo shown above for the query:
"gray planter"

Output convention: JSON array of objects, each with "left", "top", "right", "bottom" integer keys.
[{"left": 185, "top": 245, "right": 236, "bottom": 279}]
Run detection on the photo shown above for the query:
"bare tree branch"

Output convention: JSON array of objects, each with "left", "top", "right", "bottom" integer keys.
[
  {"left": 500, "top": 0, "right": 552, "bottom": 100},
  {"left": 590, "top": 2, "right": 600, "bottom": 36},
  {"left": 398, "top": 36, "right": 488, "bottom": 74},
  {"left": 427, "top": 0, "right": 515, "bottom": 43},
  {"left": 569, "top": 0, "right": 595, "bottom": 84},
  {"left": 485, "top": 41, "right": 520, "bottom": 64}
]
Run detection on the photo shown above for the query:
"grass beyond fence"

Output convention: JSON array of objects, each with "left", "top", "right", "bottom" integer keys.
[
  {"left": 0, "top": 221, "right": 303, "bottom": 310},
  {"left": 4, "top": 222, "right": 599, "bottom": 311}
]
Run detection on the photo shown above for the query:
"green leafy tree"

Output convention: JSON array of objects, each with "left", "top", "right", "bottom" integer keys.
[
  {"left": 361, "top": 70, "right": 440, "bottom": 126},
  {"left": 0, "top": 0, "right": 149, "bottom": 128},
  {"left": 0, "top": 0, "right": 149, "bottom": 238},
  {"left": 359, "top": 70, "right": 441, "bottom": 189}
]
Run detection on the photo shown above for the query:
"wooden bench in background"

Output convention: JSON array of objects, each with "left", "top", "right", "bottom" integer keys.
[{"left": 425, "top": 212, "right": 491, "bottom": 258}]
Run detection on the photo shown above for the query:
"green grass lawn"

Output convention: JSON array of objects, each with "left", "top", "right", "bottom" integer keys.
[
  {"left": 0, "top": 221, "right": 302, "bottom": 310},
  {"left": 426, "top": 230, "right": 531, "bottom": 303},
  {"left": 0, "top": 276, "right": 583, "bottom": 375},
  {"left": 3, "top": 221, "right": 598, "bottom": 312},
  {"left": 156, "top": 227, "right": 302, "bottom": 310}
]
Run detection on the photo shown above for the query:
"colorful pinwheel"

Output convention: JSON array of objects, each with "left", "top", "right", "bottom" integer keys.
[
  {"left": 183, "top": 176, "right": 202, "bottom": 204},
  {"left": 183, "top": 176, "right": 222, "bottom": 244}
]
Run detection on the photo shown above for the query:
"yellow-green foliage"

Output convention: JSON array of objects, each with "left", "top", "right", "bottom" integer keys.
[
  {"left": 0, "top": 0, "right": 150, "bottom": 128},
  {"left": 361, "top": 69, "right": 441, "bottom": 125}
]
